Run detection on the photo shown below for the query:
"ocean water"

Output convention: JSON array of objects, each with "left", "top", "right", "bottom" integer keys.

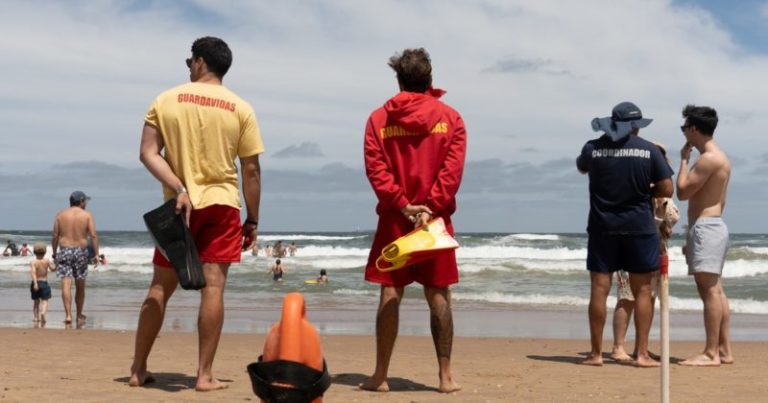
[{"left": 1, "top": 230, "right": 767, "bottom": 335}]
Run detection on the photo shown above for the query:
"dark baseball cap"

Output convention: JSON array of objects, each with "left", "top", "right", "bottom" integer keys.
[{"left": 69, "top": 190, "right": 91, "bottom": 205}]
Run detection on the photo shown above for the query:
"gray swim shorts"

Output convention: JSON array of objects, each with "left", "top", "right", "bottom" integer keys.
[
  {"left": 56, "top": 247, "right": 89, "bottom": 280},
  {"left": 686, "top": 217, "right": 729, "bottom": 275}
]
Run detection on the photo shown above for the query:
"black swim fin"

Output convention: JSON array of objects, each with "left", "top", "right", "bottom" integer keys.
[{"left": 143, "top": 199, "right": 206, "bottom": 290}]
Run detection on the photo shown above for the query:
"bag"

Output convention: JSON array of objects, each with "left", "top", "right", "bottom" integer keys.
[{"left": 142, "top": 199, "right": 206, "bottom": 290}]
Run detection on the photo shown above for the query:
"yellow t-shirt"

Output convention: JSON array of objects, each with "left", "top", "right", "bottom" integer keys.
[{"left": 145, "top": 82, "right": 264, "bottom": 210}]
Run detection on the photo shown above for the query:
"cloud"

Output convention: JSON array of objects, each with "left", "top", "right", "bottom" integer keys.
[
  {"left": 1, "top": 1, "right": 768, "bottom": 232},
  {"left": 484, "top": 57, "right": 573, "bottom": 76},
  {"left": 273, "top": 142, "right": 325, "bottom": 158}
]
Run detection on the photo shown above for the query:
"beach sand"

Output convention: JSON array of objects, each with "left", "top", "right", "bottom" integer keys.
[{"left": 2, "top": 327, "right": 766, "bottom": 402}]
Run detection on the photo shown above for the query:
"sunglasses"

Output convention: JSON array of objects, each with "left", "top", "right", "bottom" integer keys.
[
  {"left": 680, "top": 124, "right": 691, "bottom": 133},
  {"left": 185, "top": 57, "right": 193, "bottom": 68}
]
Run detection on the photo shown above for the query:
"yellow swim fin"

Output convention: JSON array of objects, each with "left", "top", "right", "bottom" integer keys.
[{"left": 375, "top": 218, "right": 459, "bottom": 272}]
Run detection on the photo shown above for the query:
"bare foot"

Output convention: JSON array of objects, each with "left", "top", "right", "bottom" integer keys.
[
  {"left": 41, "top": 314, "right": 46, "bottom": 323},
  {"left": 439, "top": 378, "right": 462, "bottom": 393},
  {"left": 679, "top": 353, "right": 720, "bottom": 367},
  {"left": 129, "top": 370, "right": 155, "bottom": 387},
  {"left": 195, "top": 377, "right": 228, "bottom": 392},
  {"left": 719, "top": 348, "right": 734, "bottom": 364},
  {"left": 64, "top": 316, "right": 72, "bottom": 324},
  {"left": 634, "top": 355, "right": 661, "bottom": 368},
  {"left": 580, "top": 353, "right": 603, "bottom": 366},
  {"left": 33, "top": 318, "right": 40, "bottom": 323},
  {"left": 359, "top": 377, "right": 389, "bottom": 392},
  {"left": 77, "top": 314, "right": 87, "bottom": 322},
  {"left": 610, "top": 350, "right": 632, "bottom": 362}
]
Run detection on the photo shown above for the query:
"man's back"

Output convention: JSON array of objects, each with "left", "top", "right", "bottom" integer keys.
[
  {"left": 577, "top": 134, "right": 673, "bottom": 235},
  {"left": 55, "top": 207, "right": 92, "bottom": 248},
  {"left": 686, "top": 144, "right": 730, "bottom": 224}
]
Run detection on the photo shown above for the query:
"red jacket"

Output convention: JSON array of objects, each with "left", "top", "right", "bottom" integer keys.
[{"left": 364, "top": 89, "right": 467, "bottom": 217}]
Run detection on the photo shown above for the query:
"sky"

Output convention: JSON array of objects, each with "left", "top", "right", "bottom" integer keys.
[{"left": 1, "top": 0, "right": 767, "bottom": 233}]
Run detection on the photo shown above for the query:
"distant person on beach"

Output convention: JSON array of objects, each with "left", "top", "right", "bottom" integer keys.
[
  {"left": 676, "top": 104, "right": 733, "bottom": 366},
  {"left": 264, "top": 243, "right": 272, "bottom": 257},
  {"left": 317, "top": 269, "right": 328, "bottom": 284},
  {"left": 576, "top": 102, "right": 673, "bottom": 367},
  {"left": 273, "top": 240, "right": 286, "bottom": 258},
  {"left": 20, "top": 243, "right": 32, "bottom": 256},
  {"left": 130, "top": 36, "right": 264, "bottom": 391},
  {"left": 4, "top": 240, "right": 19, "bottom": 256},
  {"left": 612, "top": 143, "right": 680, "bottom": 361},
  {"left": 289, "top": 241, "right": 297, "bottom": 256},
  {"left": 52, "top": 190, "right": 99, "bottom": 325},
  {"left": 269, "top": 259, "right": 284, "bottom": 282},
  {"left": 30, "top": 242, "right": 55, "bottom": 323},
  {"left": 98, "top": 254, "right": 107, "bottom": 266},
  {"left": 362, "top": 48, "right": 466, "bottom": 393}
]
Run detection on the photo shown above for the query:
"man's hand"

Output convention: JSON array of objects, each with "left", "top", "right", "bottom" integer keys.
[
  {"left": 680, "top": 142, "right": 693, "bottom": 162},
  {"left": 175, "top": 192, "right": 192, "bottom": 226},
  {"left": 242, "top": 222, "right": 258, "bottom": 251},
  {"left": 33, "top": 283, "right": 39, "bottom": 291},
  {"left": 400, "top": 204, "right": 433, "bottom": 228}
]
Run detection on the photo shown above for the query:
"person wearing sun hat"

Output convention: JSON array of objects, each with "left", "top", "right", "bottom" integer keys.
[{"left": 576, "top": 102, "right": 674, "bottom": 367}]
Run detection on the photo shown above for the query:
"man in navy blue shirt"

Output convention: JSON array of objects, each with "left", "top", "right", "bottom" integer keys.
[{"left": 576, "top": 102, "right": 673, "bottom": 367}]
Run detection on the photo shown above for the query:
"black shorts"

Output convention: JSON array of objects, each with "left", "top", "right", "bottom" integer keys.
[
  {"left": 587, "top": 233, "right": 660, "bottom": 273},
  {"left": 30, "top": 281, "right": 52, "bottom": 300}
]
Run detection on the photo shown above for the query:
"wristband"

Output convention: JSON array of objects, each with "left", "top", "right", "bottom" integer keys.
[
  {"left": 176, "top": 185, "right": 188, "bottom": 194},
  {"left": 244, "top": 219, "right": 259, "bottom": 227}
]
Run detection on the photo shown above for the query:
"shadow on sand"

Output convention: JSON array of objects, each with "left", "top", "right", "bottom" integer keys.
[
  {"left": 527, "top": 351, "right": 685, "bottom": 366},
  {"left": 113, "top": 373, "right": 233, "bottom": 392},
  {"left": 332, "top": 373, "right": 439, "bottom": 392}
]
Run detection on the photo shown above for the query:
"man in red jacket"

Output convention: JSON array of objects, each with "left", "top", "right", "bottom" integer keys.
[{"left": 361, "top": 48, "right": 466, "bottom": 394}]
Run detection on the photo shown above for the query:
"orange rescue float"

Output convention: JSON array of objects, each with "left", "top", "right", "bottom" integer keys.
[{"left": 247, "top": 292, "right": 330, "bottom": 402}]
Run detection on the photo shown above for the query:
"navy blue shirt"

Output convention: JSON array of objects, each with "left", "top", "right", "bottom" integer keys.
[{"left": 577, "top": 134, "right": 673, "bottom": 235}]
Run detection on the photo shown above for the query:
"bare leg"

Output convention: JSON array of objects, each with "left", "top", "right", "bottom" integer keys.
[
  {"left": 61, "top": 277, "right": 72, "bottom": 323},
  {"left": 629, "top": 272, "right": 659, "bottom": 367},
  {"left": 75, "top": 279, "right": 86, "bottom": 322},
  {"left": 718, "top": 282, "right": 734, "bottom": 363},
  {"left": 129, "top": 266, "right": 178, "bottom": 386},
  {"left": 196, "top": 263, "right": 230, "bottom": 392},
  {"left": 360, "top": 286, "right": 403, "bottom": 392},
  {"left": 583, "top": 272, "right": 611, "bottom": 366},
  {"left": 424, "top": 286, "right": 461, "bottom": 393},
  {"left": 33, "top": 300, "right": 40, "bottom": 322},
  {"left": 41, "top": 300, "right": 48, "bottom": 323},
  {"left": 680, "top": 273, "right": 722, "bottom": 366},
  {"left": 611, "top": 299, "right": 634, "bottom": 361}
]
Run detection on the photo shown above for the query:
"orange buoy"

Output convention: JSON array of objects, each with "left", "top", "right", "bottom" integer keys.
[{"left": 247, "top": 292, "right": 330, "bottom": 402}]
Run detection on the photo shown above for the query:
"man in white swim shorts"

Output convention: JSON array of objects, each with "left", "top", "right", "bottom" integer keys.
[{"left": 676, "top": 104, "right": 733, "bottom": 367}]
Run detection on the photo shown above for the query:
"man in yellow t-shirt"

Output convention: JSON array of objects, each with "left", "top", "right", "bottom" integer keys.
[{"left": 130, "top": 36, "right": 263, "bottom": 392}]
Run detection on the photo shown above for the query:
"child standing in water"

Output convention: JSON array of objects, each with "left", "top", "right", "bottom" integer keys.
[
  {"left": 269, "top": 259, "right": 285, "bottom": 282},
  {"left": 30, "top": 242, "right": 55, "bottom": 323}
]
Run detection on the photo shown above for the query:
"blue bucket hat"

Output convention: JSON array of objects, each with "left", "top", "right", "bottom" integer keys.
[{"left": 591, "top": 102, "right": 653, "bottom": 141}]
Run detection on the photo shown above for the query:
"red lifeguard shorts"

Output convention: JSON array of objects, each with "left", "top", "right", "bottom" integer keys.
[
  {"left": 364, "top": 213, "right": 459, "bottom": 288},
  {"left": 153, "top": 204, "right": 242, "bottom": 268}
]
